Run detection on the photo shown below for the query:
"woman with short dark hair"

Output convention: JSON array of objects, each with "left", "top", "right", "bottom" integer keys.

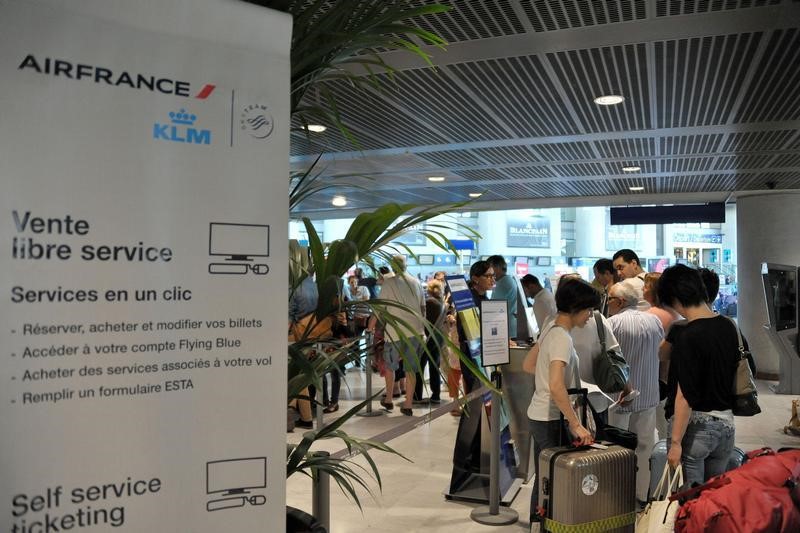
[
  {"left": 657, "top": 264, "right": 739, "bottom": 487},
  {"left": 524, "top": 278, "right": 599, "bottom": 523}
]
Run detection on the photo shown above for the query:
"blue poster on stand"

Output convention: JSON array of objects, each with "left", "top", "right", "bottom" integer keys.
[{"left": 445, "top": 275, "right": 483, "bottom": 366}]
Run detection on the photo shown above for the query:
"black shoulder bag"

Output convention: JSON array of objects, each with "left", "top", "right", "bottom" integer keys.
[{"left": 592, "top": 311, "right": 630, "bottom": 394}]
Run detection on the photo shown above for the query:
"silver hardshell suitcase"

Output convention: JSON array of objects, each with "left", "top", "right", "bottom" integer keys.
[
  {"left": 538, "top": 443, "right": 636, "bottom": 532},
  {"left": 648, "top": 439, "right": 746, "bottom": 499}
]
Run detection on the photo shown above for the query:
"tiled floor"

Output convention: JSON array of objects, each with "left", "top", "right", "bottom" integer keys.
[{"left": 287, "top": 371, "right": 800, "bottom": 532}]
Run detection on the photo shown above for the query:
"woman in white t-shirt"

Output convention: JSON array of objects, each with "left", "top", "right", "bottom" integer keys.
[{"left": 523, "top": 278, "right": 600, "bottom": 524}]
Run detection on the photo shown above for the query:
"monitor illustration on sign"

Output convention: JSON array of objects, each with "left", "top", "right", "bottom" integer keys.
[
  {"left": 208, "top": 222, "right": 270, "bottom": 275},
  {"left": 206, "top": 457, "right": 268, "bottom": 511}
]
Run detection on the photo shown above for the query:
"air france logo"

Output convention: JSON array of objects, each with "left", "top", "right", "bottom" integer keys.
[
  {"left": 18, "top": 54, "right": 216, "bottom": 99},
  {"left": 154, "top": 109, "right": 211, "bottom": 145},
  {"left": 240, "top": 104, "right": 274, "bottom": 139}
]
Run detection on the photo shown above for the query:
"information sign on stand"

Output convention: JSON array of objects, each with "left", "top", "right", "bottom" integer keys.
[
  {"left": 480, "top": 300, "right": 510, "bottom": 367},
  {"left": 1, "top": 1, "right": 290, "bottom": 531}
]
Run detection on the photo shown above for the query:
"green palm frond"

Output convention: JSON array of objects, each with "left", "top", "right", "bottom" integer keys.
[
  {"left": 287, "top": 395, "right": 410, "bottom": 509},
  {"left": 262, "top": 0, "right": 450, "bottom": 142}
]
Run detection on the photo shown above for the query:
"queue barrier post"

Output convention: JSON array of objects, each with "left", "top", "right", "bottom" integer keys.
[
  {"left": 357, "top": 331, "right": 383, "bottom": 417},
  {"left": 311, "top": 451, "right": 331, "bottom": 532},
  {"left": 470, "top": 370, "right": 519, "bottom": 526}
]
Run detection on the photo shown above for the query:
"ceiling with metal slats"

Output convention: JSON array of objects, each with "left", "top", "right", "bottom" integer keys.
[{"left": 289, "top": 0, "right": 800, "bottom": 215}]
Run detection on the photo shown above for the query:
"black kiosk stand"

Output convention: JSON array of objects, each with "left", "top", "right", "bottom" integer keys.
[{"left": 444, "top": 300, "right": 521, "bottom": 520}]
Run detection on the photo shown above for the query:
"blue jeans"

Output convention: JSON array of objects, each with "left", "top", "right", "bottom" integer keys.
[
  {"left": 529, "top": 419, "right": 563, "bottom": 523},
  {"left": 667, "top": 413, "right": 735, "bottom": 488}
]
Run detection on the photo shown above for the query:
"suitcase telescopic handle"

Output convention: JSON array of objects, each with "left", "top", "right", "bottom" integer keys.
[{"left": 560, "top": 388, "right": 590, "bottom": 446}]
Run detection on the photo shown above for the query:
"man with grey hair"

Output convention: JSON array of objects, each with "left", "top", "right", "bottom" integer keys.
[
  {"left": 367, "top": 255, "right": 426, "bottom": 416},
  {"left": 612, "top": 248, "right": 650, "bottom": 311},
  {"left": 607, "top": 281, "right": 664, "bottom": 505}
]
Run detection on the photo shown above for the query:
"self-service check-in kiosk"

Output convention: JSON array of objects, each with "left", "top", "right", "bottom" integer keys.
[{"left": 761, "top": 262, "right": 800, "bottom": 394}]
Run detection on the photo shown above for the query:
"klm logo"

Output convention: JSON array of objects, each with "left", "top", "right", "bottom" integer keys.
[{"left": 153, "top": 109, "right": 211, "bottom": 145}]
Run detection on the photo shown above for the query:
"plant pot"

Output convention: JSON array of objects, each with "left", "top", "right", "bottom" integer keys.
[{"left": 286, "top": 506, "right": 326, "bottom": 533}]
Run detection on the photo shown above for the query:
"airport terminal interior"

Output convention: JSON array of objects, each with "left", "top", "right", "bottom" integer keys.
[
  {"left": 283, "top": 1, "right": 800, "bottom": 531},
  {"left": 6, "top": 1, "right": 800, "bottom": 533}
]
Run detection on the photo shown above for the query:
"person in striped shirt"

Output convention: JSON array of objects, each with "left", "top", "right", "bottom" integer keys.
[{"left": 606, "top": 281, "right": 665, "bottom": 505}]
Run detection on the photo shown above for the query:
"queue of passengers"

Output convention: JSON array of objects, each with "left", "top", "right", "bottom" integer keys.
[{"left": 290, "top": 249, "right": 746, "bottom": 524}]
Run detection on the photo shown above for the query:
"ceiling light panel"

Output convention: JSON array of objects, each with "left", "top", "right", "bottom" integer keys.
[
  {"left": 392, "top": 67, "right": 509, "bottom": 143},
  {"left": 454, "top": 168, "right": 512, "bottom": 182},
  {"left": 654, "top": 33, "right": 762, "bottom": 128},
  {"left": 472, "top": 145, "right": 541, "bottom": 165},
  {"left": 551, "top": 162, "right": 607, "bottom": 177},
  {"left": 548, "top": 43, "right": 650, "bottom": 133},
  {"left": 704, "top": 174, "right": 740, "bottom": 191},
  {"left": 533, "top": 141, "right": 595, "bottom": 161},
  {"left": 289, "top": 132, "right": 328, "bottom": 158},
  {"left": 714, "top": 154, "right": 773, "bottom": 171},
  {"left": 660, "top": 156, "right": 714, "bottom": 173},
  {"left": 656, "top": 0, "right": 781, "bottom": 18},
  {"left": 449, "top": 56, "right": 581, "bottom": 138},
  {"left": 772, "top": 153, "right": 800, "bottom": 168},
  {"left": 489, "top": 183, "right": 538, "bottom": 199},
  {"left": 742, "top": 172, "right": 800, "bottom": 191},
  {"left": 324, "top": 79, "right": 447, "bottom": 146},
  {"left": 503, "top": 165, "right": 558, "bottom": 180},
  {"left": 735, "top": 29, "right": 800, "bottom": 124},
  {"left": 569, "top": 180, "right": 616, "bottom": 197},
  {"left": 658, "top": 176, "right": 698, "bottom": 194},
  {"left": 594, "top": 138, "right": 657, "bottom": 159},
  {"left": 416, "top": 149, "right": 488, "bottom": 168},
  {"left": 411, "top": 0, "right": 525, "bottom": 42},
  {"left": 660, "top": 134, "right": 723, "bottom": 156},
  {"left": 528, "top": 180, "right": 580, "bottom": 197},
  {"left": 722, "top": 130, "right": 797, "bottom": 152},
  {"left": 522, "top": 0, "right": 646, "bottom": 32}
]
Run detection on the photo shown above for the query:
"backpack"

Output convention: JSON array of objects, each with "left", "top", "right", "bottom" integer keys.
[{"left": 674, "top": 447, "right": 800, "bottom": 533}]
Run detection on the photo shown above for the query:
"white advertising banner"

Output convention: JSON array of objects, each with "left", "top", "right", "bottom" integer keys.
[{"left": 0, "top": 1, "right": 290, "bottom": 531}]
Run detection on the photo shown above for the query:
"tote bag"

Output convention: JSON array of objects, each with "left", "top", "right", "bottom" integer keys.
[{"left": 636, "top": 464, "right": 683, "bottom": 533}]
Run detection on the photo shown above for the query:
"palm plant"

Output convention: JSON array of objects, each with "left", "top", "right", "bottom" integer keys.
[
  {"left": 286, "top": 201, "right": 488, "bottom": 508},
  {"left": 256, "top": 0, "right": 489, "bottom": 513}
]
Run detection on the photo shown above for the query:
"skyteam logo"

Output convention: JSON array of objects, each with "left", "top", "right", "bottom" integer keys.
[
  {"left": 240, "top": 104, "right": 274, "bottom": 140},
  {"left": 153, "top": 109, "right": 211, "bottom": 145}
]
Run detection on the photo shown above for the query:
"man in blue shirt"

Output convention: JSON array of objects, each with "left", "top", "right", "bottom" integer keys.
[{"left": 487, "top": 255, "right": 517, "bottom": 338}]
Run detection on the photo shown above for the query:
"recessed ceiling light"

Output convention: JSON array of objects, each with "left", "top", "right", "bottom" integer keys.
[
  {"left": 629, "top": 186, "right": 645, "bottom": 191},
  {"left": 622, "top": 166, "right": 641, "bottom": 172},
  {"left": 427, "top": 176, "right": 446, "bottom": 182},
  {"left": 469, "top": 192, "right": 483, "bottom": 198},
  {"left": 331, "top": 195, "right": 347, "bottom": 207},
  {"left": 594, "top": 95, "right": 625, "bottom": 106},
  {"left": 306, "top": 124, "right": 326, "bottom": 133}
]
